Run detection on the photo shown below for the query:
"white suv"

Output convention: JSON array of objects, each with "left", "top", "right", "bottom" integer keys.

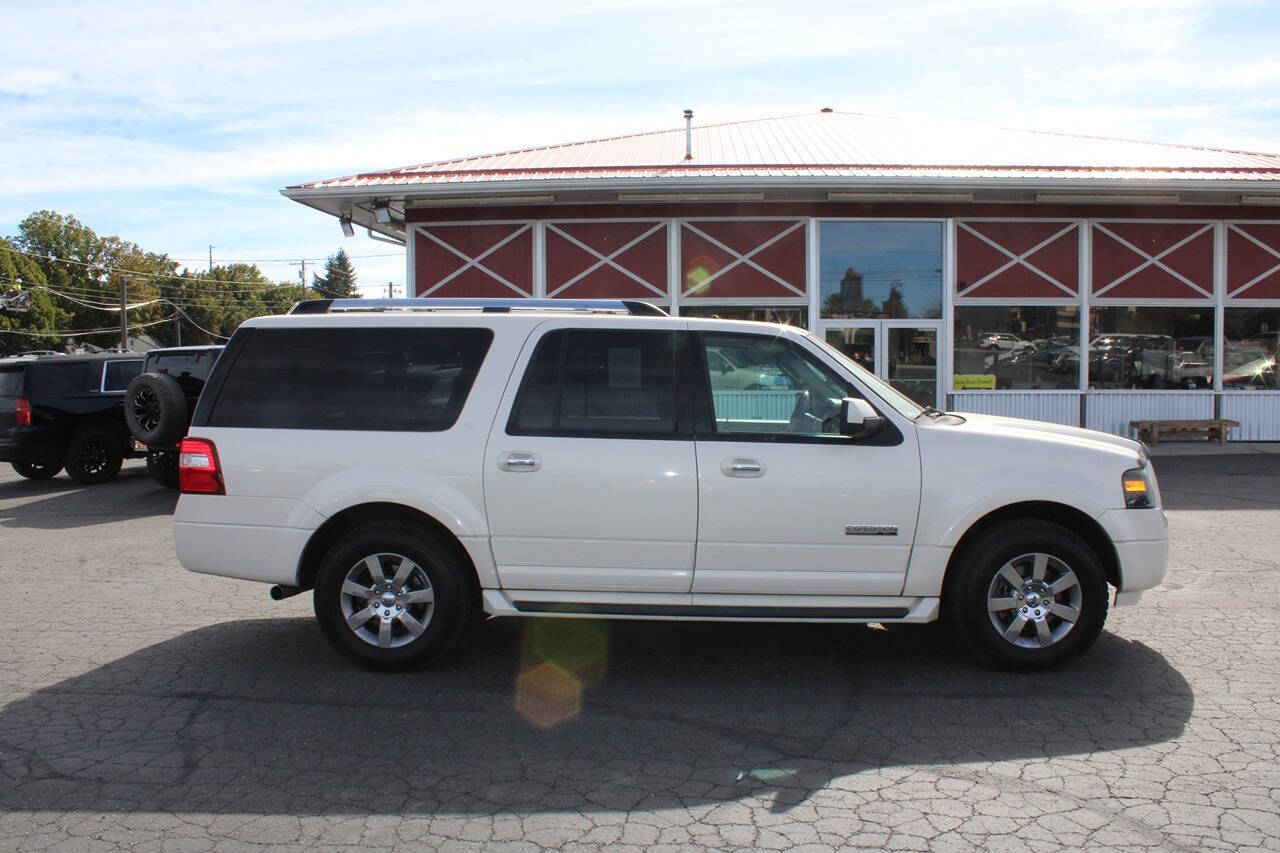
[{"left": 174, "top": 299, "right": 1168, "bottom": 669}]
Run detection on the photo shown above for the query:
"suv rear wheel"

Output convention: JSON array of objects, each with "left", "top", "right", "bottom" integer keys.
[
  {"left": 313, "top": 523, "right": 470, "bottom": 668},
  {"left": 63, "top": 426, "right": 124, "bottom": 485},
  {"left": 946, "top": 519, "right": 1108, "bottom": 670},
  {"left": 11, "top": 458, "right": 62, "bottom": 480}
]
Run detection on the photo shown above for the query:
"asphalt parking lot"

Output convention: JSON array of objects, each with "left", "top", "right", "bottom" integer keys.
[{"left": 0, "top": 454, "right": 1277, "bottom": 851}]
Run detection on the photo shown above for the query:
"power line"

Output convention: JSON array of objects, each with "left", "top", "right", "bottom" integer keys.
[{"left": 0, "top": 315, "right": 175, "bottom": 338}]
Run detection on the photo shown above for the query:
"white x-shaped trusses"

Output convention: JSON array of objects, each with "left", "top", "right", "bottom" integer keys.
[
  {"left": 956, "top": 221, "right": 1078, "bottom": 297},
  {"left": 546, "top": 222, "right": 667, "bottom": 297},
  {"left": 1227, "top": 224, "right": 1280, "bottom": 298},
  {"left": 419, "top": 224, "right": 533, "bottom": 297},
  {"left": 680, "top": 220, "right": 806, "bottom": 297},
  {"left": 1092, "top": 223, "right": 1213, "bottom": 299}
]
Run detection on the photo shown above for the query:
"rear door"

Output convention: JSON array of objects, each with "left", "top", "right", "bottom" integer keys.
[{"left": 483, "top": 321, "right": 699, "bottom": 594}]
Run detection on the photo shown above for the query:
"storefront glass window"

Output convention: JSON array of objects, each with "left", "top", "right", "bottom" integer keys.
[
  {"left": 953, "top": 306, "right": 1081, "bottom": 390},
  {"left": 677, "top": 305, "right": 808, "bottom": 326},
  {"left": 819, "top": 222, "right": 943, "bottom": 319},
  {"left": 1222, "top": 307, "right": 1279, "bottom": 390},
  {"left": 1087, "top": 307, "right": 1215, "bottom": 390}
]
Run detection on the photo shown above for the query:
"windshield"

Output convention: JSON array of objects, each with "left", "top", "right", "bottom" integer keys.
[{"left": 806, "top": 333, "right": 925, "bottom": 419}]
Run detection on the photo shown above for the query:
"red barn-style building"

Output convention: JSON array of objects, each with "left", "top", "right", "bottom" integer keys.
[{"left": 285, "top": 110, "right": 1280, "bottom": 439}]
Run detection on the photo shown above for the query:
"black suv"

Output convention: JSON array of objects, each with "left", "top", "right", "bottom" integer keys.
[
  {"left": 124, "top": 346, "right": 223, "bottom": 488},
  {"left": 0, "top": 353, "right": 146, "bottom": 483}
]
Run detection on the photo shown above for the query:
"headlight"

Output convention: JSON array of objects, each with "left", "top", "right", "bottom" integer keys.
[{"left": 1122, "top": 467, "right": 1154, "bottom": 509}]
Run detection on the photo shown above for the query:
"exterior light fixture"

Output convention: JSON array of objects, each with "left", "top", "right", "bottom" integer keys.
[
  {"left": 339, "top": 214, "right": 355, "bottom": 238},
  {"left": 1034, "top": 193, "right": 1180, "bottom": 204},
  {"left": 373, "top": 201, "right": 392, "bottom": 224},
  {"left": 411, "top": 195, "right": 555, "bottom": 207},
  {"left": 616, "top": 192, "right": 765, "bottom": 202},
  {"left": 826, "top": 191, "right": 974, "bottom": 202}
]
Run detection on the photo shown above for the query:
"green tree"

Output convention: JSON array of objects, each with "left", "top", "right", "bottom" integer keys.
[
  {"left": 0, "top": 240, "right": 70, "bottom": 355},
  {"left": 12, "top": 211, "right": 176, "bottom": 349},
  {"left": 312, "top": 248, "right": 359, "bottom": 297}
]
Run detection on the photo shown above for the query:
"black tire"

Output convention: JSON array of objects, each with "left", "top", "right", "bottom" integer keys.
[
  {"left": 63, "top": 426, "right": 124, "bottom": 485},
  {"left": 313, "top": 523, "right": 472, "bottom": 668},
  {"left": 146, "top": 449, "right": 180, "bottom": 489},
  {"left": 945, "top": 519, "right": 1109, "bottom": 670},
  {"left": 11, "top": 458, "right": 62, "bottom": 480},
  {"left": 125, "top": 372, "right": 187, "bottom": 446}
]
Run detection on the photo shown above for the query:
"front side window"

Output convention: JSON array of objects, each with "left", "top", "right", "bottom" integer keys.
[
  {"left": 953, "top": 306, "right": 1081, "bottom": 390},
  {"left": 508, "top": 329, "right": 681, "bottom": 437},
  {"left": 102, "top": 359, "right": 143, "bottom": 392},
  {"left": 1088, "top": 307, "right": 1214, "bottom": 390},
  {"left": 819, "top": 222, "right": 943, "bottom": 319},
  {"left": 1223, "top": 307, "right": 1278, "bottom": 390},
  {"left": 699, "top": 332, "right": 854, "bottom": 438},
  {"left": 208, "top": 327, "right": 493, "bottom": 430}
]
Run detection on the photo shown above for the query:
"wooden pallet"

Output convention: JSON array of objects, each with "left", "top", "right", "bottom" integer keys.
[{"left": 1129, "top": 418, "right": 1240, "bottom": 446}]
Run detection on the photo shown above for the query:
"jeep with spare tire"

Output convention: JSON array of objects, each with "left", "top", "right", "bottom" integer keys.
[
  {"left": 1, "top": 352, "right": 146, "bottom": 484},
  {"left": 173, "top": 298, "right": 1169, "bottom": 671},
  {"left": 124, "top": 345, "right": 223, "bottom": 488}
]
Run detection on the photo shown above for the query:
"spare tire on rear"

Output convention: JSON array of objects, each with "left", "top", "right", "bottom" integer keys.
[{"left": 126, "top": 372, "right": 187, "bottom": 446}]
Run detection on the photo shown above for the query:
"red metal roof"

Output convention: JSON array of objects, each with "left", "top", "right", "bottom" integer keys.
[{"left": 291, "top": 111, "right": 1280, "bottom": 190}]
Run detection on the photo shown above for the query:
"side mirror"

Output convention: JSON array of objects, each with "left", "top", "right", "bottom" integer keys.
[{"left": 839, "top": 397, "right": 884, "bottom": 439}]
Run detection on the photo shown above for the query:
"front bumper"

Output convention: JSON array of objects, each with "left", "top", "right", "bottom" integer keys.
[{"left": 1096, "top": 508, "right": 1169, "bottom": 593}]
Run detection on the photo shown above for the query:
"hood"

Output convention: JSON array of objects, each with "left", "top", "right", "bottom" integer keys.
[{"left": 944, "top": 411, "right": 1145, "bottom": 460}]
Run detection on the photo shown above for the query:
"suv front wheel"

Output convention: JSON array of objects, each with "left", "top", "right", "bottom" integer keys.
[
  {"left": 946, "top": 519, "right": 1108, "bottom": 670},
  {"left": 313, "top": 523, "right": 470, "bottom": 668}
]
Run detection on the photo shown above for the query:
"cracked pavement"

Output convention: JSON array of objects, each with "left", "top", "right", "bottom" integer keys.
[{"left": 0, "top": 454, "right": 1277, "bottom": 850}]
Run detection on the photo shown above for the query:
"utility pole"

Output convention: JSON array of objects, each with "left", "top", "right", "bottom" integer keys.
[
  {"left": 387, "top": 281, "right": 394, "bottom": 298},
  {"left": 208, "top": 244, "right": 213, "bottom": 270},
  {"left": 119, "top": 277, "right": 128, "bottom": 352}
]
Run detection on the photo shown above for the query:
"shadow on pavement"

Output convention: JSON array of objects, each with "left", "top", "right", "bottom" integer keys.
[
  {"left": 0, "top": 463, "right": 176, "bottom": 530},
  {"left": 1153, "top": 454, "right": 1280, "bottom": 511},
  {"left": 0, "top": 616, "right": 1192, "bottom": 816}
]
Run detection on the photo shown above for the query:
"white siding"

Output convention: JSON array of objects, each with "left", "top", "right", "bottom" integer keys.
[
  {"left": 1220, "top": 394, "right": 1280, "bottom": 441},
  {"left": 1084, "top": 393, "right": 1214, "bottom": 437},
  {"left": 951, "top": 392, "right": 1080, "bottom": 426}
]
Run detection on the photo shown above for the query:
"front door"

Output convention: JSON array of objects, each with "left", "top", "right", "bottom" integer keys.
[
  {"left": 820, "top": 321, "right": 941, "bottom": 409},
  {"left": 484, "top": 323, "right": 699, "bottom": 594},
  {"left": 691, "top": 329, "right": 921, "bottom": 596}
]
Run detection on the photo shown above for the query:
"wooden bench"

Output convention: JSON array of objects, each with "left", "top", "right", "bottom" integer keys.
[{"left": 1129, "top": 418, "right": 1240, "bottom": 446}]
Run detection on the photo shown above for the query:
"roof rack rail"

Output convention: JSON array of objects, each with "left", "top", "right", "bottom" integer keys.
[{"left": 289, "top": 298, "right": 668, "bottom": 316}]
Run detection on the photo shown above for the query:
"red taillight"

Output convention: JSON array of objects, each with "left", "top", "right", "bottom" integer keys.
[
  {"left": 178, "top": 437, "right": 225, "bottom": 495},
  {"left": 14, "top": 397, "right": 31, "bottom": 427}
]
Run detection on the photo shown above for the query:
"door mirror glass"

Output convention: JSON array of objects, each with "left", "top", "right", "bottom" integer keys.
[{"left": 839, "top": 397, "right": 884, "bottom": 439}]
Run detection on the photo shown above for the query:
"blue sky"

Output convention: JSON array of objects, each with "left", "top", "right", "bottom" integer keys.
[{"left": 3, "top": 0, "right": 1279, "bottom": 293}]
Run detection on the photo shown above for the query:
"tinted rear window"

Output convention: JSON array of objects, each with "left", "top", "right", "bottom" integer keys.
[
  {"left": 28, "top": 362, "right": 90, "bottom": 397},
  {"left": 0, "top": 369, "right": 25, "bottom": 397},
  {"left": 103, "top": 359, "right": 143, "bottom": 392},
  {"left": 508, "top": 329, "right": 681, "bottom": 437},
  {"left": 207, "top": 327, "right": 493, "bottom": 431}
]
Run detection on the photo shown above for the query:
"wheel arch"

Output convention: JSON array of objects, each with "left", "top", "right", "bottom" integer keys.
[
  {"left": 943, "top": 501, "right": 1121, "bottom": 592},
  {"left": 296, "top": 502, "right": 483, "bottom": 608}
]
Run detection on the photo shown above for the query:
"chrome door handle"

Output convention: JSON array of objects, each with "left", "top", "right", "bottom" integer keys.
[
  {"left": 498, "top": 451, "right": 541, "bottom": 472},
  {"left": 721, "top": 457, "right": 765, "bottom": 477}
]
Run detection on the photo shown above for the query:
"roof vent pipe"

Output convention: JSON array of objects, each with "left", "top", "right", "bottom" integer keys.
[{"left": 683, "top": 109, "right": 693, "bottom": 161}]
